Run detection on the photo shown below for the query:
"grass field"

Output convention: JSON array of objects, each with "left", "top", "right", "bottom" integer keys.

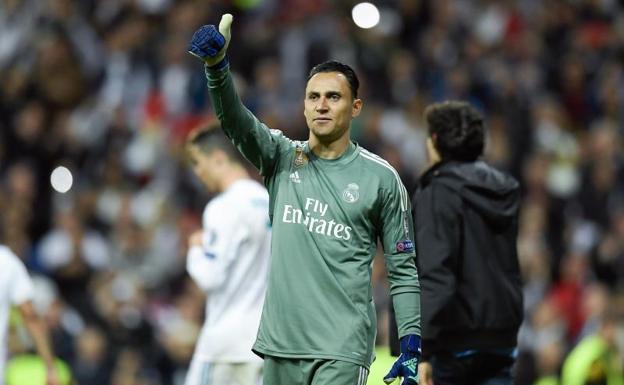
[
  {"left": 367, "top": 346, "right": 397, "bottom": 385},
  {"left": 5, "top": 347, "right": 397, "bottom": 385}
]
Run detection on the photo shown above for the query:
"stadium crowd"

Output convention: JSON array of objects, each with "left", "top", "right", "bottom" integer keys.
[{"left": 1, "top": 0, "right": 623, "bottom": 384}]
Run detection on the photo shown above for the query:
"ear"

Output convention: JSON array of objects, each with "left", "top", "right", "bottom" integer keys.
[
  {"left": 186, "top": 145, "right": 199, "bottom": 165},
  {"left": 352, "top": 98, "right": 363, "bottom": 118},
  {"left": 428, "top": 133, "right": 441, "bottom": 154},
  {"left": 426, "top": 134, "right": 442, "bottom": 165}
]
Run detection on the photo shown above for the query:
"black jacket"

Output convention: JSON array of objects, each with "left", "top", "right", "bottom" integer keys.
[{"left": 413, "top": 160, "right": 523, "bottom": 360}]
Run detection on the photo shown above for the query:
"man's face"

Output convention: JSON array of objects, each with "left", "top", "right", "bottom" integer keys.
[
  {"left": 188, "top": 145, "right": 220, "bottom": 192},
  {"left": 304, "top": 72, "right": 362, "bottom": 143}
]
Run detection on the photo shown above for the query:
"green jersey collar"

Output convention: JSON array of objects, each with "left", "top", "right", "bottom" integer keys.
[{"left": 306, "top": 141, "right": 360, "bottom": 167}]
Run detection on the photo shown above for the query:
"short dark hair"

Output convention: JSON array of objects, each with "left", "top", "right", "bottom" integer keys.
[
  {"left": 186, "top": 123, "right": 244, "bottom": 164},
  {"left": 307, "top": 60, "right": 360, "bottom": 99},
  {"left": 425, "top": 101, "right": 485, "bottom": 161}
]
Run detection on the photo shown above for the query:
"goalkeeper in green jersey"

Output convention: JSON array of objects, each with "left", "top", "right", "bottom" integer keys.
[{"left": 188, "top": 14, "right": 421, "bottom": 385}]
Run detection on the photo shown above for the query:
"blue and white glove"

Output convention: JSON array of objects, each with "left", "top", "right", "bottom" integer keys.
[
  {"left": 384, "top": 334, "right": 421, "bottom": 385},
  {"left": 188, "top": 14, "right": 233, "bottom": 68}
]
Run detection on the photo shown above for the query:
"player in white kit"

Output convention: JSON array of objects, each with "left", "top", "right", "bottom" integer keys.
[
  {"left": 0, "top": 245, "right": 60, "bottom": 385},
  {"left": 184, "top": 125, "right": 271, "bottom": 385}
]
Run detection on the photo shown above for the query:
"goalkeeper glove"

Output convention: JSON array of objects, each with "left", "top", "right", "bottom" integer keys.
[
  {"left": 188, "top": 14, "right": 233, "bottom": 68},
  {"left": 384, "top": 334, "right": 421, "bottom": 385}
]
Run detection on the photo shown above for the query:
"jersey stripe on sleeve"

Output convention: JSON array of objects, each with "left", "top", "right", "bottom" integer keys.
[{"left": 359, "top": 149, "right": 409, "bottom": 211}]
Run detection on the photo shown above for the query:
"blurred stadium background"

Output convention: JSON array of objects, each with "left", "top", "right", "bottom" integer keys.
[{"left": 1, "top": 0, "right": 624, "bottom": 384}]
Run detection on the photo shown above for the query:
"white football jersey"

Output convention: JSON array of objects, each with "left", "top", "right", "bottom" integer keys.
[
  {"left": 0, "top": 245, "right": 34, "bottom": 384},
  {"left": 187, "top": 179, "right": 271, "bottom": 362}
]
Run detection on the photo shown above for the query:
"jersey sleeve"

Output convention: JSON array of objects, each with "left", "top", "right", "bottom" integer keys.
[
  {"left": 205, "top": 65, "right": 290, "bottom": 177},
  {"left": 8, "top": 251, "right": 34, "bottom": 305},
  {"left": 378, "top": 176, "right": 421, "bottom": 338},
  {"left": 186, "top": 201, "right": 247, "bottom": 292}
]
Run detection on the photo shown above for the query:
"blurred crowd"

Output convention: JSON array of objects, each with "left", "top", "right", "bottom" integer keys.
[{"left": 1, "top": 0, "right": 624, "bottom": 384}]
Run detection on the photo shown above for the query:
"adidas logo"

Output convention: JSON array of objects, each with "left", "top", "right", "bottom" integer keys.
[{"left": 289, "top": 171, "right": 301, "bottom": 183}]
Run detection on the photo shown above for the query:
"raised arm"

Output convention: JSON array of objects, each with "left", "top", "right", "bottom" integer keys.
[{"left": 188, "top": 14, "right": 288, "bottom": 177}]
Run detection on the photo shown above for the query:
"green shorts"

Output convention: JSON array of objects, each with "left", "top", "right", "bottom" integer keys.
[{"left": 263, "top": 356, "right": 369, "bottom": 385}]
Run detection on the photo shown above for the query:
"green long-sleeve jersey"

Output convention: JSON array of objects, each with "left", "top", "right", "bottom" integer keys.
[{"left": 205, "top": 65, "right": 420, "bottom": 367}]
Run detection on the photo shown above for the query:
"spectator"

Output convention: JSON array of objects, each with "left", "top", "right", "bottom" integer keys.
[{"left": 561, "top": 309, "right": 624, "bottom": 385}]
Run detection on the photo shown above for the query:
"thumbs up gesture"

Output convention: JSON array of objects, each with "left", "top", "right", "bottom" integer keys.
[{"left": 188, "top": 14, "right": 233, "bottom": 68}]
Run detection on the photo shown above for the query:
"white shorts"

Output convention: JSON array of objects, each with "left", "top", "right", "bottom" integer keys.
[{"left": 184, "top": 358, "right": 263, "bottom": 385}]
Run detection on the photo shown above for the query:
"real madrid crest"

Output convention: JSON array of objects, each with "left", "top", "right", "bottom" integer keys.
[{"left": 342, "top": 183, "right": 360, "bottom": 203}]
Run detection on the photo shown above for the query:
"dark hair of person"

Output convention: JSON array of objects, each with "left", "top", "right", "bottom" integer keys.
[
  {"left": 186, "top": 123, "right": 245, "bottom": 164},
  {"left": 424, "top": 101, "right": 485, "bottom": 161},
  {"left": 307, "top": 60, "right": 360, "bottom": 99}
]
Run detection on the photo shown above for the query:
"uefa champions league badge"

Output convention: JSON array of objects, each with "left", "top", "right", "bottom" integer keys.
[
  {"left": 396, "top": 239, "right": 415, "bottom": 253},
  {"left": 342, "top": 183, "right": 360, "bottom": 203},
  {"left": 294, "top": 146, "right": 308, "bottom": 167}
]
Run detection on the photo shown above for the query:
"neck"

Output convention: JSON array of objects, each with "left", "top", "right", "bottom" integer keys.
[
  {"left": 218, "top": 165, "right": 250, "bottom": 192},
  {"left": 308, "top": 134, "right": 351, "bottom": 159},
  {"left": 429, "top": 157, "right": 442, "bottom": 168}
]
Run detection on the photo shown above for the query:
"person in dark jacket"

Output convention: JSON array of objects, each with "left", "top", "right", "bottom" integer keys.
[{"left": 413, "top": 101, "right": 523, "bottom": 385}]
